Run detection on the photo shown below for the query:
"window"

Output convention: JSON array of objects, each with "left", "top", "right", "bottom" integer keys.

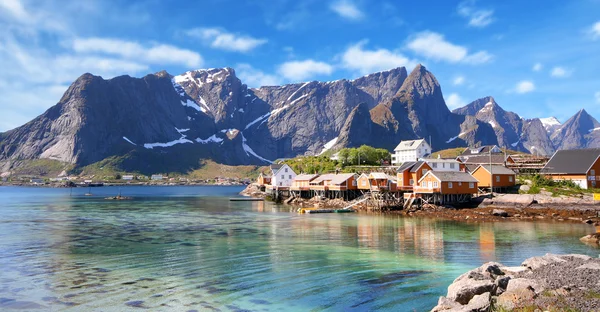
[
  {"left": 496, "top": 176, "right": 500, "bottom": 182},
  {"left": 450, "top": 163, "right": 455, "bottom": 169},
  {"left": 442, "top": 163, "right": 446, "bottom": 168},
  {"left": 279, "top": 182, "right": 282, "bottom": 186},
  {"left": 509, "top": 176, "right": 513, "bottom": 182},
  {"left": 448, "top": 182, "right": 453, "bottom": 188},
  {"left": 422, "top": 169, "right": 428, "bottom": 175},
  {"left": 433, "top": 181, "right": 439, "bottom": 188},
  {"left": 592, "top": 169, "right": 596, "bottom": 176},
  {"left": 421, "top": 181, "right": 427, "bottom": 187},
  {"left": 281, "top": 175, "right": 284, "bottom": 179},
  {"left": 432, "top": 163, "right": 437, "bottom": 168},
  {"left": 428, "top": 181, "right": 432, "bottom": 188},
  {"left": 469, "top": 182, "right": 474, "bottom": 188},
  {"left": 289, "top": 175, "right": 292, "bottom": 179},
  {"left": 410, "top": 179, "right": 414, "bottom": 185},
  {"left": 285, "top": 168, "right": 288, "bottom": 173},
  {"left": 353, "top": 180, "right": 357, "bottom": 186}
]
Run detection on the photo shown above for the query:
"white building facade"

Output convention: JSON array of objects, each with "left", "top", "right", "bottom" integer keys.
[
  {"left": 270, "top": 164, "right": 297, "bottom": 187},
  {"left": 392, "top": 139, "right": 432, "bottom": 165},
  {"left": 422, "top": 158, "right": 461, "bottom": 172}
]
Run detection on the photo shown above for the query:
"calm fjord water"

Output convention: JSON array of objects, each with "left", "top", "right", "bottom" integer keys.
[{"left": 0, "top": 185, "right": 597, "bottom": 311}]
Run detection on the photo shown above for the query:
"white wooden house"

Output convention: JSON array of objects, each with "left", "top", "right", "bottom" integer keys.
[
  {"left": 269, "top": 164, "right": 297, "bottom": 188},
  {"left": 392, "top": 139, "right": 432, "bottom": 165}
]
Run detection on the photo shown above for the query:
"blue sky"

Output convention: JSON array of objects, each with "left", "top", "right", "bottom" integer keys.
[{"left": 0, "top": 0, "right": 599, "bottom": 131}]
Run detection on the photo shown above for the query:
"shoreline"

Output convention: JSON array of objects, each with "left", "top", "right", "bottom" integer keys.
[
  {"left": 431, "top": 254, "right": 600, "bottom": 311},
  {"left": 240, "top": 184, "right": 600, "bottom": 225}
]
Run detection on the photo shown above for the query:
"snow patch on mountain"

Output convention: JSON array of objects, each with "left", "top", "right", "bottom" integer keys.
[
  {"left": 488, "top": 121, "right": 497, "bottom": 128},
  {"left": 445, "top": 130, "right": 471, "bottom": 143},
  {"left": 241, "top": 132, "right": 271, "bottom": 163},
  {"left": 540, "top": 117, "right": 561, "bottom": 133},
  {"left": 196, "top": 134, "right": 223, "bottom": 144},
  {"left": 588, "top": 127, "right": 600, "bottom": 133},
  {"left": 478, "top": 101, "right": 494, "bottom": 113},
  {"left": 318, "top": 137, "right": 339, "bottom": 155},
  {"left": 144, "top": 138, "right": 193, "bottom": 149},
  {"left": 122, "top": 137, "right": 136, "bottom": 146}
]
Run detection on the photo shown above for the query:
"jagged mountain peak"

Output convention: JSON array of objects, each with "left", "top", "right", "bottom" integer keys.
[
  {"left": 400, "top": 64, "right": 440, "bottom": 96},
  {"left": 452, "top": 96, "right": 500, "bottom": 116}
]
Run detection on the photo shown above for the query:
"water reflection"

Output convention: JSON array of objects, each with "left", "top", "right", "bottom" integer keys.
[{"left": 0, "top": 186, "right": 597, "bottom": 311}]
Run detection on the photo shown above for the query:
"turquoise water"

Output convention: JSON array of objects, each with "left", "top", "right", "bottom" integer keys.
[{"left": 0, "top": 186, "right": 597, "bottom": 311}]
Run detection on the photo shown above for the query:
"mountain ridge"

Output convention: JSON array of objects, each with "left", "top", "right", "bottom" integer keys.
[{"left": 1, "top": 65, "right": 598, "bottom": 174}]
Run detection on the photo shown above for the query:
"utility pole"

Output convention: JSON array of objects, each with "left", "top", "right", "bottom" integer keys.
[{"left": 490, "top": 148, "right": 494, "bottom": 197}]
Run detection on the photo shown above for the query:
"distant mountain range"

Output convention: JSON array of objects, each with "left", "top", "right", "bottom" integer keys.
[{"left": 1, "top": 64, "right": 599, "bottom": 174}]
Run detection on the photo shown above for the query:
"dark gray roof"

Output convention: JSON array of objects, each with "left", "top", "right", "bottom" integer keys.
[
  {"left": 270, "top": 164, "right": 283, "bottom": 171},
  {"left": 410, "top": 161, "right": 426, "bottom": 173},
  {"left": 541, "top": 149, "right": 600, "bottom": 174},
  {"left": 396, "top": 161, "right": 417, "bottom": 172},
  {"left": 428, "top": 171, "right": 479, "bottom": 183},
  {"left": 475, "top": 165, "right": 516, "bottom": 175},
  {"left": 464, "top": 164, "right": 480, "bottom": 173}
]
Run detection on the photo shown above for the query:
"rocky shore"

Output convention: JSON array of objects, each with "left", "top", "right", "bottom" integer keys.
[{"left": 432, "top": 254, "right": 600, "bottom": 312}]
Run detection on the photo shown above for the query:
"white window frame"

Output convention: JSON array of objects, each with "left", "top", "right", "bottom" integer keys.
[
  {"left": 448, "top": 182, "right": 453, "bottom": 188},
  {"left": 421, "top": 181, "right": 427, "bottom": 187},
  {"left": 496, "top": 175, "right": 500, "bottom": 182},
  {"left": 469, "top": 182, "right": 474, "bottom": 188},
  {"left": 509, "top": 176, "right": 513, "bottom": 182}
]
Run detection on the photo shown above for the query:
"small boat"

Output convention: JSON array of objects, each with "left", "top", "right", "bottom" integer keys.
[{"left": 229, "top": 197, "right": 264, "bottom": 201}]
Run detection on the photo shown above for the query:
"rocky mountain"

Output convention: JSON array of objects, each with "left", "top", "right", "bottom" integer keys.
[
  {"left": 452, "top": 96, "right": 555, "bottom": 156},
  {"left": 551, "top": 109, "right": 600, "bottom": 150},
  {"left": 0, "top": 64, "right": 598, "bottom": 174},
  {"left": 539, "top": 117, "right": 561, "bottom": 133}
]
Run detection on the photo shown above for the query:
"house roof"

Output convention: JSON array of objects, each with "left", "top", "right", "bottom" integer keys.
[
  {"left": 541, "top": 148, "right": 600, "bottom": 175},
  {"left": 396, "top": 161, "right": 417, "bottom": 172},
  {"left": 422, "top": 158, "right": 460, "bottom": 164},
  {"left": 424, "top": 171, "right": 479, "bottom": 183},
  {"left": 294, "top": 174, "right": 319, "bottom": 181},
  {"left": 464, "top": 164, "right": 480, "bottom": 173},
  {"left": 310, "top": 173, "right": 336, "bottom": 184},
  {"left": 475, "top": 165, "right": 516, "bottom": 175},
  {"left": 460, "top": 145, "right": 501, "bottom": 156},
  {"left": 394, "top": 139, "right": 427, "bottom": 151},
  {"left": 410, "top": 161, "right": 427, "bottom": 172},
  {"left": 369, "top": 172, "right": 388, "bottom": 179},
  {"left": 270, "top": 164, "right": 283, "bottom": 173},
  {"left": 458, "top": 154, "right": 506, "bottom": 164},
  {"left": 330, "top": 173, "right": 357, "bottom": 185},
  {"left": 259, "top": 173, "right": 272, "bottom": 178}
]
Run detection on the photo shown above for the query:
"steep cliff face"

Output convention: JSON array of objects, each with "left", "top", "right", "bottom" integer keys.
[{"left": 551, "top": 109, "right": 600, "bottom": 150}]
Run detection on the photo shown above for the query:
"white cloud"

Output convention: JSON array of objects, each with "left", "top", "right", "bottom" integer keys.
[
  {"left": 533, "top": 63, "right": 542, "bottom": 72},
  {"left": 457, "top": 1, "right": 494, "bottom": 27},
  {"left": 341, "top": 41, "right": 418, "bottom": 74},
  {"left": 330, "top": 0, "right": 364, "bottom": 20},
  {"left": 236, "top": 63, "right": 282, "bottom": 87},
  {"left": 595, "top": 91, "right": 600, "bottom": 104},
  {"left": 550, "top": 66, "right": 572, "bottom": 78},
  {"left": 278, "top": 59, "right": 334, "bottom": 81},
  {"left": 453, "top": 76, "right": 465, "bottom": 86},
  {"left": 406, "top": 31, "right": 492, "bottom": 64},
  {"left": 445, "top": 93, "right": 466, "bottom": 109},
  {"left": 0, "top": 0, "right": 29, "bottom": 21},
  {"left": 515, "top": 80, "right": 535, "bottom": 94},
  {"left": 72, "top": 37, "right": 202, "bottom": 68},
  {"left": 591, "top": 21, "right": 600, "bottom": 39},
  {"left": 185, "top": 27, "right": 267, "bottom": 52}
]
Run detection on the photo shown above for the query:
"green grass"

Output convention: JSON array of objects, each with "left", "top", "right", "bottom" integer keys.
[{"left": 6, "top": 159, "right": 74, "bottom": 177}]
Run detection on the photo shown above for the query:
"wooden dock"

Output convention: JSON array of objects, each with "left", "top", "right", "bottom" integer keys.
[{"left": 229, "top": 197, "right": 264, "bottom": 201}]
